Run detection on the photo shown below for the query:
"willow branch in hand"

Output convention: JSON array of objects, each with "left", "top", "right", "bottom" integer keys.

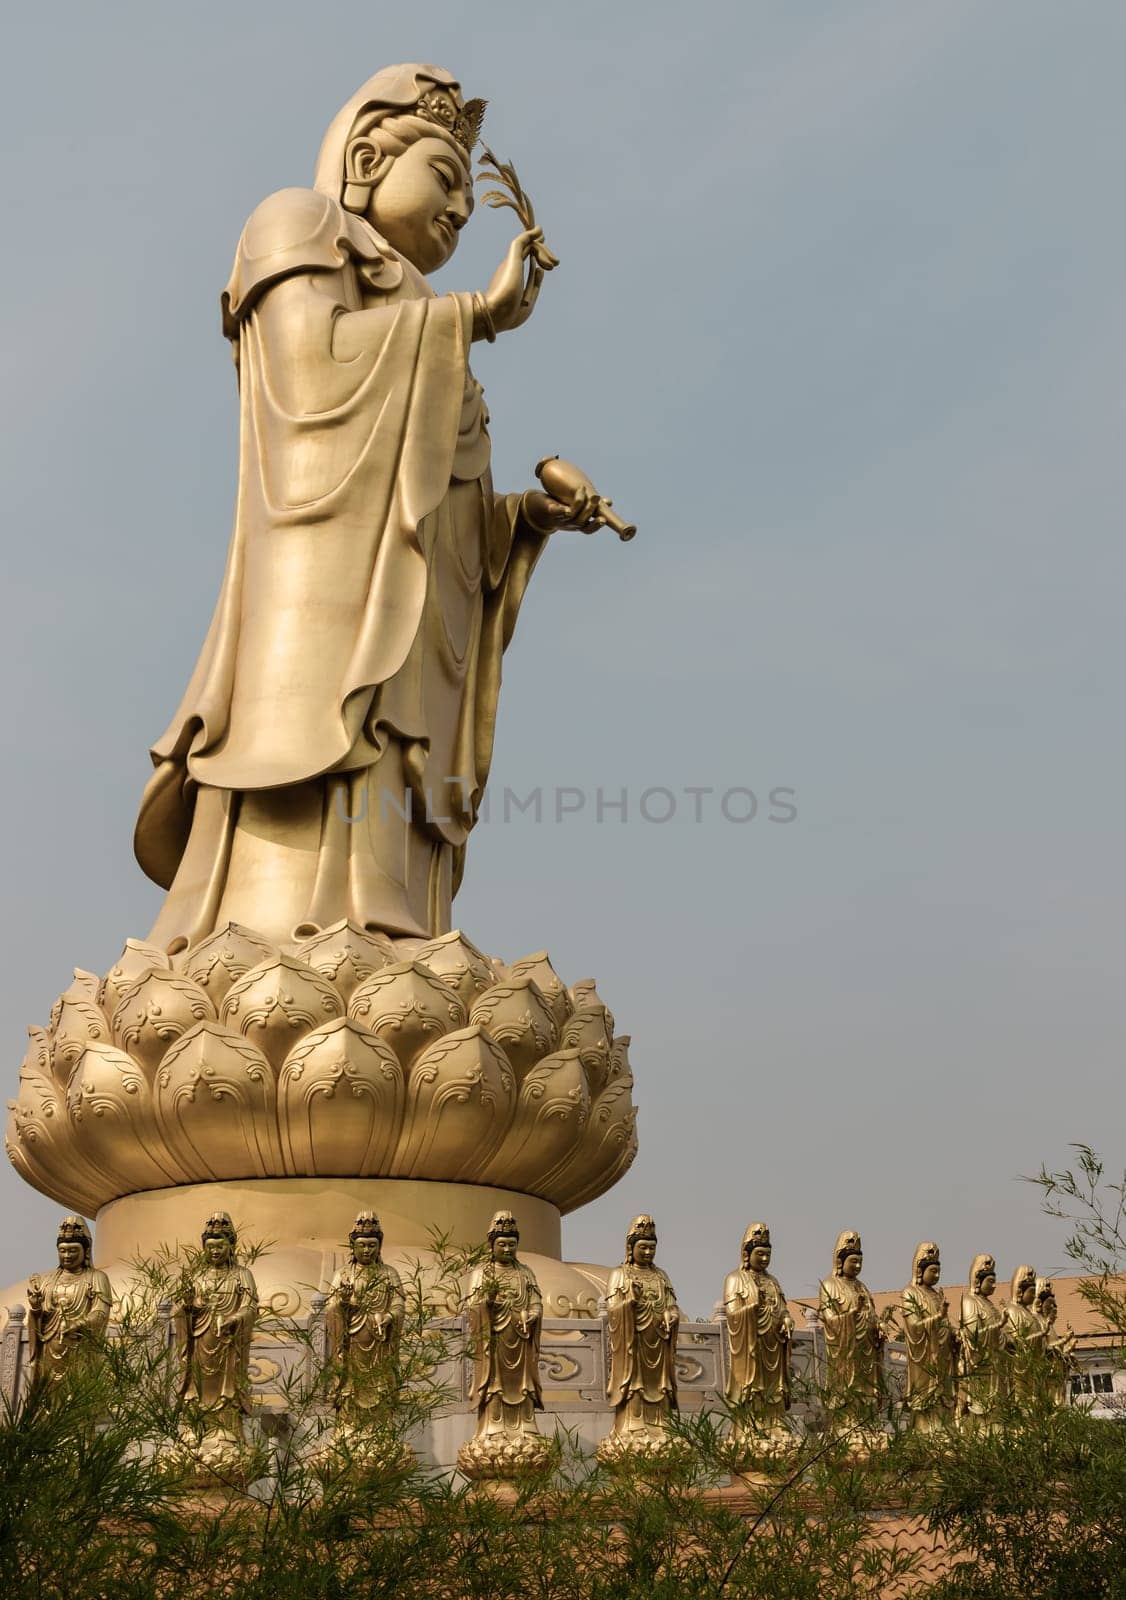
[{"left": 477, "top": 146, "right": 559, "bottom": 270}]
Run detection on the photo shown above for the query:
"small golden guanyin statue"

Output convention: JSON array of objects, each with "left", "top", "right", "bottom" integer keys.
[
  {"left": 722, "top": 1222, "right": 796, "bottom": 1465},
  {"left": 958, "top": 1253, "right": 1007, "bottom": 1428},
  {"left": 1035, "top": 1277, "right": 1075, "bottom": 1409},
  {"left": 456, "top": 1210, "right": 552, "bottom": 1481},
  {"left": 321, "top": 1210, "right": 407, "bottom": 1463},
  {"left": 1002, "top": 1263, "right": 1047, "bottom": 1411},
  {"left": 26, "top": 1216, "right": 111, "bottom": 1393},
  {"left": 817, "top": 1230, "right": 889, "bottom": 1452},
  {"left": 899, "top": 1241, "right": 958, "bottom": 1433},
  {"left": 597, "top": 1214, "right": 681, "bottom": 1465},
  {"left": 168, "top": 1212, "right": 259, "bottom": 1481}
]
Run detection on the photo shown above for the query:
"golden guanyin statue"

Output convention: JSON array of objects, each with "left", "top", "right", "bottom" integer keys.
[
  {"left": 817, "top": 1230, "right": 889, "bottom": 1452},
  {"left": 135, "top": 64, "right": 616, "bottom": 950},
  {"left": 722, "top": 1222, "right": 796, "bottom": 1464},
  {"left": 323, "top": 1211, "right": 406, "bottom": 1456},
  {"left": 169, "top": 1212, "right": 259, "bottom": 1479},
  {"left": 898, "top": 1241, "right": 958, "bottom": 1433},
  {"left": 1035, "top": 1277, "right": 1075, "bottom": 1409},
  {"left": 597, "top": 1215, "right": 681, "bottom": 1464},
  {"left": 456, "top": 1210, "right": 551, "bottom": 1480},
  {"left": 1002, "top": 1263, "right": 1047, "bottom": 1412},
  {"left": 26, "top": 1217, "right": 111, "bottom": 1392},
  {"left": 958, "top": 1253, "right": 1006, "bottom": 1427},
  {"left": 7, "top": 65, "right": 639, "bottom": 1323}
]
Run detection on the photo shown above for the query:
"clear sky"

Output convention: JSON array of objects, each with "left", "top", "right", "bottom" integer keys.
[{"left": 1, "top": 0, "right": 1123, "bottom": 1317}]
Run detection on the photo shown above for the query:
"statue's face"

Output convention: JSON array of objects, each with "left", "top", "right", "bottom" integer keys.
[
  {"left": 748, "top": 1245, "right": 772, "bottom": 1271},
  {"left": 492, "top": 1232, "right": 518, "bottom": 1265},
  {"left": 632, "top": 1236, "right": 657, "bottom": 1267},
  {"left": 367, "top": 135, "right": 473, "bottom": 273},
  {"left": 922, "top": 1262, "right": 941, "bottom": 1287},
  {"left": 1018, "top": 1277, "right": 1035, "bottom": 1306},
  {"left": 203, "top": 1235, "right": 231, "bottom": 1267},
  {"left": 1043, "top": 1296, "right": 1057, "bottom": 1322},
  {"left": 57, "top": 1240, "right": 85, "bottom": 1272},
  {"left": 353, "top": 1234, "right": 382, "bottom": 1266},
  {"left": 842, "top": 1252, "right": 862, "bottom": 1279},
  {"left": 980, "top": 1272, "right": 996, "bottom": 1297}
]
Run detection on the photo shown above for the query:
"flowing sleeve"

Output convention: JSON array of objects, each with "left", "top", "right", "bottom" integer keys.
[
  {"left": 465, "top": 1266, "right": 491, "bottom": 1405},
  {"left": 604, "top": 1267, "right": 636, "bottom": 1408}
]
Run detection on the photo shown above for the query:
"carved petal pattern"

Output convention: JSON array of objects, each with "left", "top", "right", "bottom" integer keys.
[
  {"left": 50, "top": 994, "right": 111, "bottom": 1093},
  {"left": 560, "top": 1002, "right": 614, "bottom": 1098},
  {"left": 347, "top": 961, "right": 466, "bottom": 1070},
  {"left": 221, "top": 955, "right": 343, "bottom": 1071},
  {"left": 567, "top": 979, "right": 615, "bottom": 1037},
  {"left": 278, "top": 1018, "right": 405, "bottom": 1177},
  {"left": 97, "top": 938, "right": 170, "bottom": 1015},
  {"left": 179, "top": 923, "right": 275, "bottom": 1008},
  {"left": 391, "top": 1025, "right": 515, "bottom": 1182},
  {"left": 5, "top": 1027, "right": 105, "bottom": 1214},
  {"left": 111, "top": 971, "right": 216, "bottom": 1078},
  {"left": 66, "top": 1041, "right": 191, "bottom": 1196},
  {"left": 292, "top": 920, "right": 395, "bottom": 1002},
  {"left": 155, "top": 1023, "right": 282, "bottom": 1181},
  {"left": 504, "top": 951, "right": 572, "bottom": 1031},
  {"left": 478, "top": 1047, "right": 589, "bottom": 1193},
  {"left": 548, "top": 1073, "right": 638, "bottom": 1211},
  {"left": 468, "top": 977, "right": 559, "bottom": 1083},
  {"left": 413, "top": 930, "right": 496, "bottom": 1011}
]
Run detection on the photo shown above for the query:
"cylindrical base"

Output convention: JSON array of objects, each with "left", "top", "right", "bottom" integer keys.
[{"left": 95, "top": 1179, "right": 605, "bottom": 1319}]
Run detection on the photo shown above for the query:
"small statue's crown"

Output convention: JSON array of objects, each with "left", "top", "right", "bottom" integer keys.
[
  {"left": 913, "top": 1241, "right": 940, "bottom": 1280},
  {"left": 202, "top": 1210, "right": 236, "bottom": 1242},
  {"left": 417, "top": 88, "right": 487, "bottom": 154},
  {"left": 350, "top": 1209, "right": 383, "bottom": 1241},
  {"left": 487, "top": 1209, "right": 519, "bottom": 1243},
  {"left": 834, "top": 1229, "right": 862, "bottom": 1265},
  {"left": 742, "top": 1221, "right": 771, "bottom": 1252},
  {"left": 57, "top": 1214, "right": 91, "bottom": 1246},
  {"left": 626, "top": 1213, "right": 657, "bottom": 1254}
]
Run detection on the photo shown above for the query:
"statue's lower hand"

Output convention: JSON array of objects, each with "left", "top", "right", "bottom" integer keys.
[
  {"left": 521, "top": 474, "right": 603, "bottom": 536},
  {"left": 480, "top": 228, "right": 547, "bottom": 335}
]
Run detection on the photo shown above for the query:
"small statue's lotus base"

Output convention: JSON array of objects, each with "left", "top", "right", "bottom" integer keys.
[
  {"left": 828, "top": 1423, "right": 889, "bottom": 1463},
  {"left": 722, "top": 1421, "right": 800, "bottom": 1475},
  {"left": 456, "top": 1426, "right": 554, "bottom": 1484},
  {"left": 160, "top": 1422, "right": 265, "bottom": 1491},
  {"left": 595, "top": 1424, "right": 686, "bottom": 1473},
  {"left": 311, "top": 1420, "right": 415, "bottom": 1480}
]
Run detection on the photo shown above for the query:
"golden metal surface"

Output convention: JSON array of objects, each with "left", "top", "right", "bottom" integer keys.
[
  {"left": 1002, "top": 1262, "right": 1047, "bottom": 1412},
  {"left": 25, "top": 1217, "right": 110, "bottom": 1392},
  {"left": 722, "top": 1223, "right": 796, "bottom": 1464},
  {"left": 817, "top": 1231, "right": 890, "bottom": 1453},
  {"left": 958, "top": 1253, "right": 1006, "bottom": 1427},
  {"left": 457, "top": 1211, "right": 552, "bottom": 1480},
  {"left": 597, "top": 1215, "right": 681, "bottom": 1465},
  {"left": 1035, "top": 1276, "right": 1075, "bottom": 1409},
  {"left": 898, "top": 1242, "right": 957, "bottom": 1433}
]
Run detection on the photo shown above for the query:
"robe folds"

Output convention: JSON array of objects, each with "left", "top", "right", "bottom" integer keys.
[
  {"left": 466, "top": 1260, "right": 543, "bottom": 1430},
  {"left": 605, "top": 1264, "right": 680, "bottom": 1416},
  {"left": 818, "top": 1272, "right": 883, "bottom": 1412},
  {"left": 723, "top": 1266, "right": 792, "bottom": 1413},
  {"left": 135, "top": 187, "right": 549, "bottom": 944},
  {"left": 174, "top": 1263, "right": 258, "bottom": 1415},
  {"left": 900, "top": 1281, "right": 957, "bottom": 1417}
]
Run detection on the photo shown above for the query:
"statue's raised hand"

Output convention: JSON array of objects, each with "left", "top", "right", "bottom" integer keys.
[{"left": 479, "top": 228, "right": 547, "bottom": 337}]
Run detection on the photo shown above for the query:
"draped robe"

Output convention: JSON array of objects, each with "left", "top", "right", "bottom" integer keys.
[
  {"left": 135, "top": 187, "right": 549, "bottom": 946},
  {"left": 174, "top": 1263, "right": 258, "bottom": 1420},
  {"left": 818, "top": 1272, "right": 883, "bottom": 1418},
  {"left": 723, "top": 1265, "right": 792, "bottom": 1425},
  {"left": 325, "top": 1259, "right": 405, "bottom": 1414},
  {"left": 465, "top": 1258, "right": 543, "bottom": 1437},
  {"left": 900, "top": 1280, "right": 957, "bottom": 1425},
  {"left": 958, "top": 1291, "right": 1007, "bottom": 1419},
  {"left": 1002, "top": 1297, "right": 1048, "bottom": 1410},
  {"left": 27, "top": 1265, "right": 111, "bottom": 1388},
  {"left": 605, "top": 1262, "right": 680, "bottom": 1439}
]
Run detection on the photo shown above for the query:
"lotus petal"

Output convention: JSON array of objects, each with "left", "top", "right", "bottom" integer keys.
[
  {"left": 221, "top": 954, "right": 343, "bottom": 1072},
  {"left": 567, "top": 979, "right": 615, "bottom": 1037},
  {"left": 348, "top": 961, "right": 466, "bottom": 1070},
  {"left": 5, "top": 1027, "right": 105, "bottom": 1214},
  {"left": 292, "top": 920, "right": 394, "bottom": 1002},
  {"left": 156, "top": 1023, "right": 281, "bottom": 1181},
  {"left": 478, "top": 1047, "right": 589, "bottom": 1193},
  {"left": 503, "top": 951, "right": 572, "bottom": 1030},
  {"left": 49, "top": 994, "right": 111, "bottom": 1092},
  {"left": 391, "top": 1025, "right": 514, "bottom": 1181},
  {"left": 66, "top": 1041, "right": 191, "bottom": 1197},
  {"left": 413, "top": 930, "right": 496, "bottom": 1011},
  {"left": 542, "top": 1073, "right": 638, "bottom": 1211},
  {"left": 180, "top": 923, "right": 276, "bottom": 1007},
  {"left": 468, "top": 977, "right": 559, "bottom": 1082},
  {"left": 97, "top": 938, "right": 170, "bottom": 1015},
  {"left": 111, "top": 971, "right": 215, "bottom": 1078},
  {"left": 560, "top": 1002, "right": 614, "bottom": 1098},
  {"left": 278, "top": 1018, "right": 404, "bottom": 1176}
]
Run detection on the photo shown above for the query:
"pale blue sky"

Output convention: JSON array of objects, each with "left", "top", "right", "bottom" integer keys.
[{"left": 1, "top": 0, "right": 1123, "bottom": 1314}]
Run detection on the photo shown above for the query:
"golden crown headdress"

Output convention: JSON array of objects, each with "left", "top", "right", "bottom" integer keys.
[
  {"left": 417, "top": 88, "right": 487, "bottom": 154},
  {"left": 202, "top": 1210, "right": 237, "bottom": 1243},
  {"left": 350, "top": 1209, "right": 383, "bottom": 1242},
  {"left": 57, "top": 1214, "right": 92, "bottom": 1247},
  {"left": 742, "top": 1222, "right": 771, "bottom": 1252},
  {"left": 487, "top": 1209, "right": 519, "bottom": 1243}
]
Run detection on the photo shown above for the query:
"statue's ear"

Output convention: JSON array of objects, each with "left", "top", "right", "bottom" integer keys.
[{"left": 342, "top": 136, "right": 393, "bottom": 212}]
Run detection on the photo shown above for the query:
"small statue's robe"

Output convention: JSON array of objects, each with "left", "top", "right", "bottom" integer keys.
[
  {"left": 1002, "top": 1298, "right": 1048, "bottom": 1410},
  {"left": 723, "top": 1266, "right": 792, "bottom": 1421},
  {"left": 324, "top": 1259, "right": 405, "bottom": 1415},
  {"left": 174, "top": 1264, "right": 258, "bottom": 1419},
  {"left": 818, "top": 1272, "right": 883, "bottom": 1417},
  {"left": 900, "top": 1280, "right": 957, "bottom": 1425},
  {"left": 604, "top": 1262, "right": 679, "bottom": 1439},
  {"left": 465, "top": 1259, "right": 543, "bottom": 1438},
  {"left": 958, "top": 1291, "right": 1007, "bottom": 1419},
  {"left": 136, "top": 186, "right": 549, "bottom": 945},
  {"left": 27, "top": 1265, "right": 111, "bottom": 1388}
]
